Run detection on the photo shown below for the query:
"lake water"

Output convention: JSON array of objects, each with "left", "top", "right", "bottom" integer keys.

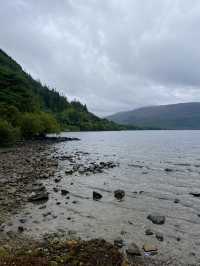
[{"left": 8, "top": 131, "right": 200, "bottom": 264}]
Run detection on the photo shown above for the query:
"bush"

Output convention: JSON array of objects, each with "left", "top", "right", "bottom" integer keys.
[
  {"left": 20, "top": 112, "right": 60, "bottom": 139},
  {"left": 0, "top": 119, "right": 20, "bottom": 147}
]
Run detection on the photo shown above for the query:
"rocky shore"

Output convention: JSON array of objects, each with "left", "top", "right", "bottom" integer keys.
[{"left": 0, "top": 140, "right": 185, "bottom": 265}]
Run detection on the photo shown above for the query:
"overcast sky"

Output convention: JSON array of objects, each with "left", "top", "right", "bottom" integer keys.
[{"left": 1, "top": 0, "right": 200, "bottom": 116}]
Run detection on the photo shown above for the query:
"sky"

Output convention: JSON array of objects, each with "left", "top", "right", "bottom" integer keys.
[{"left": 1, "top": 0, "right": 200, "bottom": 116}]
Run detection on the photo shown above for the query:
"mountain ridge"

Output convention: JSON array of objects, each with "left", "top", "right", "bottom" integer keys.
[{"left": 106, "top": 102, "right": 200, "bottom": 129}]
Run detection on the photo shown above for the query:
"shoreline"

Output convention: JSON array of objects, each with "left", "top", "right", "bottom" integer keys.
[{"left": 0, "top": 140, "right": 187, "bottom": 265}]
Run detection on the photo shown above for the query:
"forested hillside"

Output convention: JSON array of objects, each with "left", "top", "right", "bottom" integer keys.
[{"left": 0, "top": 49, "right": 123, "bottom": 146}]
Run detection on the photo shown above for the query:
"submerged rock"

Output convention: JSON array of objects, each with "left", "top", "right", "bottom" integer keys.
[
  {"left": 147, "top": 213, "right": 165, "bottom": 225},
  {"left": 114, "top": 190, "right": 125, "bottom": 200},
  {"left": 93, "top": 191, "right": 102, "bottom": 201}
]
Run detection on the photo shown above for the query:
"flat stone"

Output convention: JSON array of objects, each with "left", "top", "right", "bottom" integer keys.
[{"left": 143, "top": 243, "right": 158, "bottom": 252}]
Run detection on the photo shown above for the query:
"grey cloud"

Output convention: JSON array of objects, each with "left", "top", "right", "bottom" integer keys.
[{"left": 1, "top": 0, "right": 200, "bottom": 116}]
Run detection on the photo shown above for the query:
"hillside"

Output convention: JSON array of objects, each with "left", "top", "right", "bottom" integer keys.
[
  {"left": 0, "top": 48, "right": 123, "bottom": 136},
  {"left": 107, "top": 102, "right": 200, "bottom": 129}
]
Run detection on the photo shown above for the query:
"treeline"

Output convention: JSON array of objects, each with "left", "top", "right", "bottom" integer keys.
[{"left": 0, "top": 49, "right": 125, "bottom": 146}]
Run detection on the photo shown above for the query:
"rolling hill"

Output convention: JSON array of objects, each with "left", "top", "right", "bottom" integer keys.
[{"left": 107, "top": 102, "right": 200, "bottom": 129}]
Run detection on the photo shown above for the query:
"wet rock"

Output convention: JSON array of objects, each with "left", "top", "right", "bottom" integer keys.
[
  {"left": 54, "top": 177, "right": 62, "bottom": 183},
  {"left": 19, "top": 218, "right": 27, "bottom": 224},
  {"left": 28, "top": 191, "right": 49, "bottom": 203},
  {"left": 61, "top": 189, "right": 69, "bottom": 196},
  {"left": 165, "top": 168, "right": 174, "bottom": 172},
  {"left": 155, "top": 232, "right": 164, "bottom": 242},
  {"left": 147, "top": 213, "right": 165, "bottom": 225},
  {"left": 190, "top": 192, "right": 200, "bottom": 197},
  {"left": 114, "top": 190, "right": 125, "bottom": 200},
  {"left": 143, "top": 243, "right": 158, "bottom": 252},
  {"left": 174, "top": 198, "right": 180, "bottom": 204},
  {"left": 65, "top": 169, "right": 73, "bottom": 175},
  {"left": 43, "top": 212, "right": 51, "bottom": 217},
  {"left": 93, "top": 191, "right": 103, "bottom": 201},
  {"left": 18, "top": 226, "right": 24, "bottom": 233},
  {"left": 145, "top": 229, "right": 154, "bottom": 236},
  {"left": 114, "top": 238, "right": 124, "bottom": 248},
  {"left": 126, "top": 243, "right": 141, "bottom": 256}
]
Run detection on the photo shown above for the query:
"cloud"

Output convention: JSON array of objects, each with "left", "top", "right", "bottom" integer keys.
[{"left": 1, "top": 0, "right": 200, "bottom": 116}]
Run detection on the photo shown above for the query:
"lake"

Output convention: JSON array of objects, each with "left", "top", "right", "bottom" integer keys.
[{"left": 7, "top": 131, "right": 200, "bottom": 264}]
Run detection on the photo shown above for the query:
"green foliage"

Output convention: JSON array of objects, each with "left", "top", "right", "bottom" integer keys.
[
  {"left": 20, "top": 112, "right": 60, "bottom": 139},
  {"left": 0, "top": 48, "right": 126, "bottom": 146},
  {"left": 0, "top": 119, "right": 20, "bottom": 147}
]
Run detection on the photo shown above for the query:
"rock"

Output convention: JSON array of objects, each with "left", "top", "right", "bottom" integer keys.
[
  {"left": 165, "top": 168, "right": 173, "bottom": 172},
  {"left": 93, "top": 191, "right": 103, "bottom": 201},
  {"left": 126, "top": 243, "right": 141, "bottom": 256},
  {"left": 143, "top": 243, "right": 158, "bottom": 252},
  {"left": 145, "top": 229, "right": 154, "bottom": 236},
  {"left": 155, "top": 233, "right": 164, "bottom": 242},
  {"left": 65, "top": 169, "right": 73, "bottom": 175},
  {"left": 54, "top": 177, "right": 62, "bottom": 183},
  {"left": 28, "top": 191, "right": 49, "bottom": 203},
  {"left": 53, "top": 187, "right": 59, "bottom": 193},
  {"left": 19, "top": 218, "right": 27, "bottom": 224},
  {"left": 61, "top": 189, "right": 69, "bottom": 196},
  {"left": 147, "top": 213, "right": 165, "bottom": 225},
  {"left": 190, "top": 192, "right": 200, "bottom": 197},
  {"left": 114, "top": 238, "right": 124, "bottom": 248},
  {"left": 114, "top": 190, "right": 125, "bottom": 200},
  {"left": 174, "top": 198, "right": 180, "bottom": 204},
  {"left": 18, "top": 226, "right": 24, "bottom": 233}
]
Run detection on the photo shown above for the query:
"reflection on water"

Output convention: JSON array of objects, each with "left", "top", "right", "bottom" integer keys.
[{"left": 7, "top": 131, "right": 200, "bottom": 264}]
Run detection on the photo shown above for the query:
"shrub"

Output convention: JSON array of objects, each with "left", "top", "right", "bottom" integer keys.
[
  {"left": 0, "top": 119, "right": 20, "bottom": 147},
  {"left": 20, "top": 112, "right": 60, "bottom": 139}
]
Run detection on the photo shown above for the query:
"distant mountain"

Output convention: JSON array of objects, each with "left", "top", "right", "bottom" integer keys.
[{"left": 106, "top": 102, "right": 200, "bottom": 129}]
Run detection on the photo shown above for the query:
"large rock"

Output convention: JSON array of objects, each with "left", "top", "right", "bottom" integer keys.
[
  {"left": 93, "top": 191, "right": 102, "bottom": 201},
  {"left": 147, "top": 213, "right": 165, "bottom": 225},
  {"left": 114, "top": 190, "right": 125, "bottom": 200}
]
